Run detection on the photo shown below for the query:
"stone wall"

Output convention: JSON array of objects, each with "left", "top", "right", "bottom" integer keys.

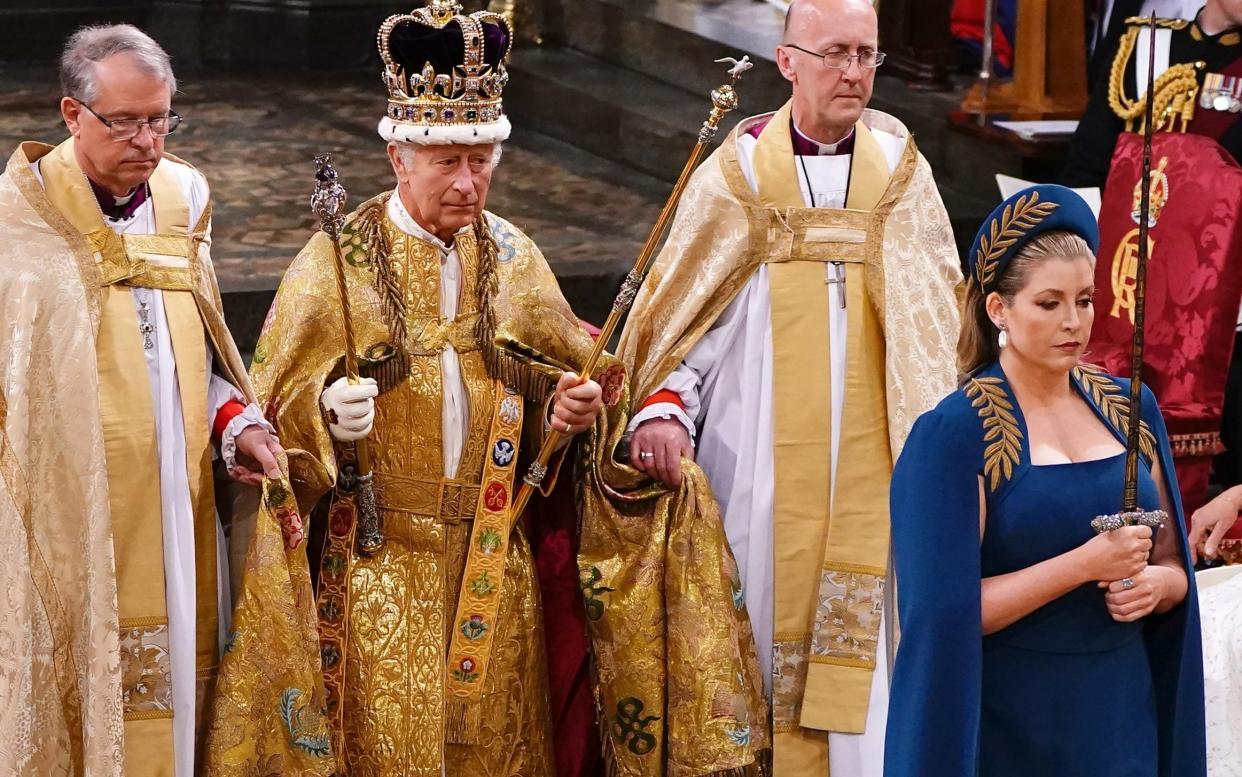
[{"left": 0, "top": 0, "right": 398, "bottom": 71}]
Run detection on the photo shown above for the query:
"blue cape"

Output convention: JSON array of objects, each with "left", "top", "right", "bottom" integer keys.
[{"left": 884, "top": 362, "right": 1205, "bottom": 777}]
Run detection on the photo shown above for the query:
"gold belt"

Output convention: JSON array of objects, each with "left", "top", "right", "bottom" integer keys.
[{"left": 372, "top": 472, "right": 481, "bottom": 522}]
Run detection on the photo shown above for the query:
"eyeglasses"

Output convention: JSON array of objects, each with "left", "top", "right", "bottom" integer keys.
[
  {"left": 783, "top": 44, "right": 886, "bottom": 70},
  {"left": 78, "top": 101, "right": 183, "bottom": 140}
]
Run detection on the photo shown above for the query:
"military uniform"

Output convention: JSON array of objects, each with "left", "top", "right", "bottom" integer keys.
[
  {"left": 1065, "top": 12, "right": 1242, "bottom": 499},
  {"left": 1064, "top": 13, "right": 1242, "bottom": 188}
]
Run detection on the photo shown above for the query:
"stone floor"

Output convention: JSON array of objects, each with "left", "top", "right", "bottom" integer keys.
[{"left": 0, "top": 67, "right": 667, "bottom": 301}]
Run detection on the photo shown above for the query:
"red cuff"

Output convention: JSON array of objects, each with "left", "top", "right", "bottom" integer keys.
[
  {"left": 640, "top": 389, "right": 685, "bottom": 412},
  {"left": 212, "top": 399, "right": 248, "bottom": 444}
]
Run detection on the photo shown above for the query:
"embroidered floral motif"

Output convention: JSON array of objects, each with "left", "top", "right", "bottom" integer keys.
[
  {"left": 967, "top": 376, "right": 1024, "bottom": 490},
  {"left": 119, "top": 622, "right": 173, "bottom": 715},
  {"left": 459, "top": 615, "right": 489, "bottom": 640},
  {"left": 975, "top": 192, "right": 1059, "bottom": 288},
  {"left": 1073, "top": 364, "right": 1157, "bottom": 461},
  {"left": 318, "top": 598, "right": 342, "bottom": 625},
  {"left": 476, "top": 528, "right": 503, "bottom": 554},
  {"left": 596, "top": 363, "right": 626, "bottom": 408},
  {"left": 451, "top": 656, "right": 480, "bottom": 683},
  {"left": 322, "top": 554, "right": 347, "bottom": 582},
  {"left": 468, "top": 570, "right": 497, "bottom": 596},
  {"left": 274, "top": 505, "right": 305, "bottom": 550},
  {"left": 771, "top": 636, "right": 810, "bottom": 732},
  {"left": 612, "top": 697, "right": 659, "bottom": 756},
  {"left": 810, "top": 568, "right": 884, "bottom": 665},
  {"left": 279, "top": 688, "right": 332, "bottom": 758}
]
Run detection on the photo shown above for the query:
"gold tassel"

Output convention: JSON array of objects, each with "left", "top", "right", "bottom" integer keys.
[
  {"left": 359, "top": 348, "right": 409, "bottom": 395},
  {"left": 485, "top": 336, "right": 574, "bottom": 402},
  {"left": 444, "top": 698, "right": 482, "bottom": 745}
]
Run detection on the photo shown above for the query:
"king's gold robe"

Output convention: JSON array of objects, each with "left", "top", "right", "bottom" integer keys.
[{"left": 249, "top": 192, "right": 598, "bottom": 777}]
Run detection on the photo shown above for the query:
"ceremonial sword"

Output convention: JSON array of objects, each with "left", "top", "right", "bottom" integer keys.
[
  {"left": 1091, "top": 16, "right": 1168, "bottom": 537},
  {"left": 509, "top": 55, "right": 754, "bottom": 520},
  {"left": 311, "top": 155, "right": 383, "bottom": 556}
]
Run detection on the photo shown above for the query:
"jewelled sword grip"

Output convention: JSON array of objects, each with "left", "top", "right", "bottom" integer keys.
[{"left": 1090, "top": 509, "right": 1168, "bottom": 534}]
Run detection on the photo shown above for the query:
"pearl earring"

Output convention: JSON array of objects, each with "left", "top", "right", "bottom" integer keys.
[{"left": 998, "top": 328, "right": 1009, "bottom": 349}]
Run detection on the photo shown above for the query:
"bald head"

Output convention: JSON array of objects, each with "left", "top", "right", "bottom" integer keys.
[
  {"left": 783, "top": 0, "right": 876, "bottom": 42},
  {"left": 776, "top": 0, "right": 878, "bottom": 145}
]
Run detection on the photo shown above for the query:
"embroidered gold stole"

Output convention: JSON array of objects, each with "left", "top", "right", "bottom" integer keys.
[
  {"left": 316, "top": 217, "right": 550, "bottom": 776},
  {"left": 38, "top": 139, "right": 218, "bottom": 775},
  {"left": 750, "top": 102, "right": 893, "bottom": 773}
]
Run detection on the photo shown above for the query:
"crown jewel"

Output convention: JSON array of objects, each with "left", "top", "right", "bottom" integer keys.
[{"left": 376, "top": 0, "right": 514, "bottom": 144}]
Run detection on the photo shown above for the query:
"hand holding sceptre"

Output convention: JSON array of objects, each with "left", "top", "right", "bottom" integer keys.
[
  {"left": 311, "top": 155, "right": 383, "bottom": 556},
  {"left": 509, "top": 56, "right": 753, "bottom": 521}
]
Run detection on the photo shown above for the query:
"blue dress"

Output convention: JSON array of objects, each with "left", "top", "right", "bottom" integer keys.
[
  {"left": 883, "top": 363, "right": 1206, "bottom": 777},
  {"left": 978, "top": 453, "right": 1159, "bottom": 776}
]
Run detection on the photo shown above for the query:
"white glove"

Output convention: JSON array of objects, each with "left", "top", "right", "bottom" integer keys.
[{"left": 320, "top": 376, "right": 378, "bottom": 442}]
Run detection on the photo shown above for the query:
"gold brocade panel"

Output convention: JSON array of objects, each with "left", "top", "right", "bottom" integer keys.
[{"left": 335, "top": 219, "right": 552, "bottom": 776}]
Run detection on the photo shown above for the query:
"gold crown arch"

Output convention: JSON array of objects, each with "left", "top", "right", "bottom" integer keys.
[{"left": 379, "top": 0, "right": 513, "bottom": 135}]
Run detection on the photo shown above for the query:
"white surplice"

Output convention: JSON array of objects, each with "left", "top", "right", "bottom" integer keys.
[
  {"left": 31, "top": 160, "right": 266, "bottom": 777},
  {"left": 628, "top": 122, "right": 905, "bottom": 776},
  {"left": 1199, "top": 565, "right": 1242, "bottom": 777}
]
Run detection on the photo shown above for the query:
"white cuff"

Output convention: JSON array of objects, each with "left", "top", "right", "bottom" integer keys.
[
  {"left": 221, "top": 403, "right": 277, "bottom": 472},
  {"left": 627, "top": 402, "right": 697, "bottom": 442}
]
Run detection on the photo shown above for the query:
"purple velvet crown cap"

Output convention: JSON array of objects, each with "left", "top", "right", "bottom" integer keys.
[{"left": 386, "top": 14, "right": 510, "bottom": 92}]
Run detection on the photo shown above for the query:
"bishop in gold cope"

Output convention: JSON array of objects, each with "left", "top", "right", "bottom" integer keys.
[
  {"left": 0, "top": 23, "right": 280, "bottom": 776},
  {"left": 599, "top": 0, "right": 963, "bottom": 772}
]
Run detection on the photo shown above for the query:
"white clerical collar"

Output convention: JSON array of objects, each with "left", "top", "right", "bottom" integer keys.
[
  {"left": 387, "top": 187, "right": 469, "bottom": 254},
  {"left": 792, "top": 121, "right": 856, "bottom": 156}
]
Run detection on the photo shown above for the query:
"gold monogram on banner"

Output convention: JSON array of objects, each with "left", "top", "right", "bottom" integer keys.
[{"left": 1110, "top": 157, "right": 1169, "bottom": 324}]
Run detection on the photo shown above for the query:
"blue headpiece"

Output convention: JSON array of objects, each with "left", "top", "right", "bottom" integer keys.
[{"left": 969, "top": 184, "right": 1099, "bottom": 294}]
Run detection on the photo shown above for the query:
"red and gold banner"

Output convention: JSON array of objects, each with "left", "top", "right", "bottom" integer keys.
[{"left": 1092, "top": 132, "right": 1242, "bottom": 516}]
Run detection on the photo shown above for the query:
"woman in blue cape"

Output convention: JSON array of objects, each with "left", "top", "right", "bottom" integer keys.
[{"left": 884, "top": 185, "right": 1206, "bottom": 777}]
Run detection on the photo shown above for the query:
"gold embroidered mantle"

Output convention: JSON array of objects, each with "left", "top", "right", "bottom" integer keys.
[
  {"left": 249, "top": 199, "right": 598, "bottom": 776},
  {"left": 0, "top": 142, "right": 254, "bottom": 775},
  {"left": 202, "top": 469, "right": 333, "bottom": 776}
]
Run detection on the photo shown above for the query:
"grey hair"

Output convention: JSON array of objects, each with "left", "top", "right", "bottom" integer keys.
[
  {"left": 394, "top": 141, "right": 505, "bottom": 168},
  {"left": 60, "top": 24, "right": 176, "bottom": 103}
]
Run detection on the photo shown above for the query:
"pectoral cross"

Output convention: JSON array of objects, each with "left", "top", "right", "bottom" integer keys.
[
  {"left": 826, "top": 261, "right": 847, "bottom": 309},
  {"left": 138, "top": 301, "right": 155, "bottom": 350}
]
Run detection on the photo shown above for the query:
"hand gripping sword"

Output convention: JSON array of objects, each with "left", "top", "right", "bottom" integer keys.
[
  {"left": 311, "top": 155, "right": 383, "bottom": 555},
  {"left": 509, "top": 55, "right": 754, "bottom": 521},
  {"left": 1091, "top": 17, "right": 1168, "bottom": 538}
]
